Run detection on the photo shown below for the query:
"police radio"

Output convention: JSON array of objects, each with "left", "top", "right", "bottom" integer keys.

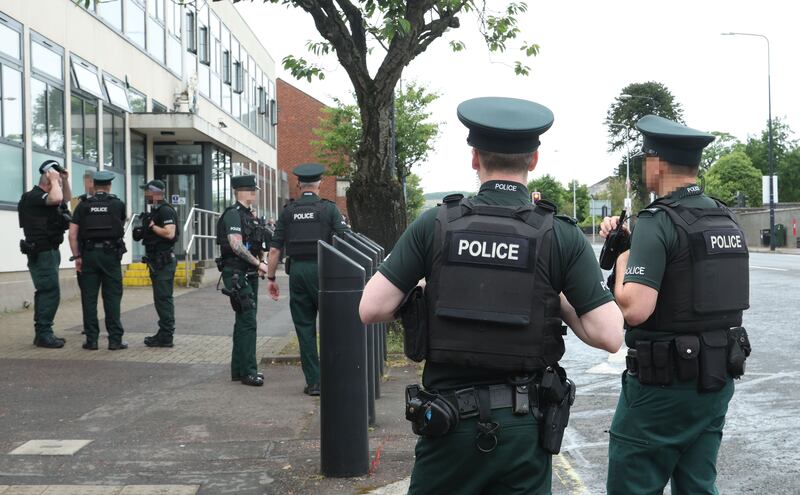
[{"left": 599, "top": 210, "right": 630, "bottom": 270}]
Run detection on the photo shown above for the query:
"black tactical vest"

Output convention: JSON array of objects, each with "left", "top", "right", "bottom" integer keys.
[
  {"left": 79, "top": 193, "right": 124, "bottom": 241},
  {"left": 283, "top": 199, "right": 331, "bottom": 259},
  {"left": 217, "top": 204, "right": 254, "bottom": 259},
  {"left": 639, "top": 197, "right": 749, "bottom": 333},
  {"left": 143, "top": 203, "right": 179, "bottom": 251},
  {"left": 18, "top": 188, "right": 67, "bottom": 246},
  {"left": 425, "top": 196, "right": 564, "bottom": 373}
]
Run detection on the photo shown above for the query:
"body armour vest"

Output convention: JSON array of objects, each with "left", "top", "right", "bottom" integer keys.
[
  {"left": 18, "top": 191, "right": 66, "bottom": 245},
  {"left": 639, "top": 198, "right": 749, "bottom": 333},
  {"left": 425, "top": 196, "right": 564, "bottom": 373},
  {"left": 284, "top": 200, "right": 331, "bottom": 258},
  {"left": 143, "top": 203, "right": 179, "bottom": 251},
  {"left": 79, "top": 194, "right": 124, "bottom": 241},
  {"left": 216, "top": 204, "right": 254, "bottom": 258}
]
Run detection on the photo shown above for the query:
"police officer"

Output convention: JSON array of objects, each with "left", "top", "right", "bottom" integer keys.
[
  {"left": 359, "top": 97, "right": 624, "bottom": 493},
  {"left": 68, "top": 170, "right": 128, "bottom": 350},
  {"left": 266, "top": 163, "right": 350, "bottom": 396},
  {"left": 601, "top": 115, "right": 751, "bottom": 494},
  {"left": 18, "top": 160, "right": 73, "bottom": 348},
  {"left": 133, "top": 180, "right": 179, "bottom": 348},
  {"left": 216, "top": 175, "right": 270, "bottom": 386}
]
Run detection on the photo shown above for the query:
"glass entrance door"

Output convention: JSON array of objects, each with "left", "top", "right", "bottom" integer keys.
[{"left": 158, "top": 172, "right": 197, "bottom": 259}]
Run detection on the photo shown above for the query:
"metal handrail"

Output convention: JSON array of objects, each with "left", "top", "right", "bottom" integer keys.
[
  {"left": 123, "top": 212, "right": 140, "bottom": 236},
  {"left": 183, "top": 206, "right": 221, "bottom": 286}
]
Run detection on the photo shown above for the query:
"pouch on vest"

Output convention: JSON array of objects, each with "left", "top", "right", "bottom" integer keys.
[
  {"left": 727, "top": 327, "right": 751, "bottom": 378},
  {"left": 395, "top": 285, "right": 428, "bottom": 362},
  {"left": 635, "top": 340, "right": 672, "bottom": 386},
  {"left": 699, "top": 330, "right": 728, "bottom": 392},
  {"left": 674, "top": 335, "right": 700, "bottom": 381}
]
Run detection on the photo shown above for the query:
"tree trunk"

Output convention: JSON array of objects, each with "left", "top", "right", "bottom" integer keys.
[{"left": 347, "top": 94, "right": 406, "bottom": 251}]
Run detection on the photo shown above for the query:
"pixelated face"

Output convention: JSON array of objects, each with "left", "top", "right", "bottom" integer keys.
[{"left": 643, "top": 156, "right": 661, "bottom": 191}]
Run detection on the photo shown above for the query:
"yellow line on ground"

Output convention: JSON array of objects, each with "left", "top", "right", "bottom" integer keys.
[{"left": 553, "top": 453, "right": 589, "bottom": 494}]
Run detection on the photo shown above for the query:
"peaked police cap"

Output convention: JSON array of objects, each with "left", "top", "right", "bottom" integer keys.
[
  {"left": 636, "top": 115, "right": 715, "bottom": 167},
  {"left": 457, "top": 97, "right": 554, "bottom": 154}
]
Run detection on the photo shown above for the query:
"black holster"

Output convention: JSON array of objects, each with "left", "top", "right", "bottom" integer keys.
[
  {"left": 405, "top": 384, "right": 459, "bottom": 437},
  {"left": 144, "top": 251, "right": 174, "bottom": 272},
  {"left": 395, "top": 285, "right": 428, "bottom": 362},
  {"left": 221, "top": 273, "right": 255, "bottom": 314},
  {"left": 698, "top": 330, "right": 729, "bottom": 392},
  {"left": 538, "top": 366, "right": 575, "bottom": 455},
  {"left": 726, "top": 327, "right": 751, "bottom": 379},
  {"left": 19, "top": 239, "right": 39, "bottom": 261}
]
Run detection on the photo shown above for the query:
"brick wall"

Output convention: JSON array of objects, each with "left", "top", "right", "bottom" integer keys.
[{"left": 276, "top": 79, "right": 349, "bottom": 218}]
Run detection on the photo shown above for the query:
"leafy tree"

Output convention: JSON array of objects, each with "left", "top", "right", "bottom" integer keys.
[
  {"left": 742, "top": 117, "right": 796, "bottom": 176},
  {"left": 701, "top": 132, "right": 742, "bottom": 172},
  {"left": 777, "top": 148, "right": 800, "bottom": 203},
  {"left": 605, "top": 81, "right": 684, "bottom": 205},
  {"left": 527, "top": 174, "right": 565, "bottom": 207},
  {"left": 312, "top": 82, "right": 440, "bottom": 221},
  {"left": 704, "top": 151, "right": 762, "bottom": 207},
  {"left": 404, "top": 172, "right": 425, "bottom": 222},
  {"left": 258, "top": 0, "right": 539, "bottom": 249},
  {"left": 561, "top": 180, "right": 590, "bottom": 222}
]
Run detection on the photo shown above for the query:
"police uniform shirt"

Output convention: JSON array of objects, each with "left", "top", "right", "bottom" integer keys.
[
  {"left": 19, "top": 186, "right": 63, "bottom": 242},
  {"left": 70, "top": 192, "right": 126, "bottom": 234},
  {"left": 623, "top": 185, "right": 717, "bottom": 346},
  {"left": 146, "top": 201, "right": 178, "bottom": 252},
  {"left": 219, "top": 202, "right": 252, "bottom": 240},
  {"left": 270, "top": 192, "right": 349, "bottom": 251},
  {"left": 379, "top": 180, "right": 614, "bottom": 390}
]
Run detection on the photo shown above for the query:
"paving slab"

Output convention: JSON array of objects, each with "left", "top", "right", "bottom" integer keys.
[{"left": 9, "top": 441, "right": 93, "bottom": 457}]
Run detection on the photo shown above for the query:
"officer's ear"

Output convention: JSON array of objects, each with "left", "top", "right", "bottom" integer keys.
[
  {"left": 471, "top": 148, "right": 481, "bottom": 173},
  {"left": 528, "top": 151, "right": 539, "bottom": 173}
]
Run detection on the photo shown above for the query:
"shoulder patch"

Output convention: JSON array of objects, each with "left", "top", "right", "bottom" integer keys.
[
  {"left": 555, "top": 214, "right": 576, "bottom": 225},
  {"left": 442, "top": 193, "right": 464, "bottom": 203}
]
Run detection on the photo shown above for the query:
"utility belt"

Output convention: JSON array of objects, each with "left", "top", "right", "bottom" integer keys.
[
  {"left": 405, "top": 366, "right": 575, "bottom": 455},
  {"left": 215, "top": 255, "right": 256, "bottom": 273},
  {"left": 82, "top": 238, "right": 127, "bottom": 257},
  {"left": 143, "top": 250, "right": 175, "bottom": 271},
  {"left": 19, "top": 239, "right": 59, "bottom": 259},
  {"left": 626, "top": 327, "right": 751, "bottom": 392}
]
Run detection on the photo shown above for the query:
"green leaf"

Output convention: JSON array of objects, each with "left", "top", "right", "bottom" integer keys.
[{"left": 450, "top": 40, "right": 466, "bottom": 52}]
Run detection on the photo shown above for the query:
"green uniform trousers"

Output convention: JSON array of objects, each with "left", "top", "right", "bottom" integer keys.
[
  {"left": 80, "top": 248, "right": 125, "bottom": 344},
  {"left": 222, "top": 267, "right": 259, "bottom": 378},
  {"left": 149, "top": 254, "right": 176, "bottom": 338},
  {"left": 408, "top": 408, "right": 552, "bottom": 495},
  {"left": 27, "top": 249, "right": 61, "bottom": 338},
  {"left": 607, "top": 372, "right": 735, "bottom": 495},
  {"left": 288, "top": 259, "right": 320, "bottom": 386}
]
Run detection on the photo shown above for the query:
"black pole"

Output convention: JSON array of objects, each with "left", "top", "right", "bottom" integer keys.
[
  {"left": 354, "top": 233, "right": 388, "bottom": 366},
  {"left": 766, "top": 36, "right": 775, "bottom": 251},
  {"left": 318, "top": 240, "right": 369, "bottom": 477},
  {"left": 344, "top": 232, "right": 382, "bottom": 399},
  {"left": 332, "top": 235, "right": 376, "bottom": 426}
]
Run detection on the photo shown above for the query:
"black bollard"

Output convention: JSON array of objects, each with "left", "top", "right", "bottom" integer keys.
[
  {"left": 344, "top": 232, "right": 383, "bottom": 399},
  {"left": 354, "top": 233, "right": 388, "bottom": 373},
  {"left": 318, "top": 240, "right": 369, "bottom": 477},
  {"left": 332, "top": 235, "right": 376, "bottom": 426}
]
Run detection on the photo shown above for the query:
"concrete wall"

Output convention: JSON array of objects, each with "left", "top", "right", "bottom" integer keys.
[
  {"left": 733, "top": 207, "right": 800, "bottom": 249},
  {"left": 276, "top": 79, "right": 348, "bottom": 216}
]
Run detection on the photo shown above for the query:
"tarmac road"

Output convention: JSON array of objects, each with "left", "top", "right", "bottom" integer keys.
[{"left": 556, "top": 248, "right": 800, "bottom": 493}]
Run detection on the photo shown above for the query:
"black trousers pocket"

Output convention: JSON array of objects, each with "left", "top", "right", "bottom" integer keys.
[
  {"left": 699, "top": 330, "right": 728, "bottom": 392},
  {"left": 674, "top": 335, "right": 700, "bottom": 381}
]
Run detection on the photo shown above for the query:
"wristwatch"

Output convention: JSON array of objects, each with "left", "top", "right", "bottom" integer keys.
[
  {"left": 267, "top": 276, "right": 276, "bottom": 282},
  {"left": 69, "top": 254, "right": 81, "bottom": 261}
]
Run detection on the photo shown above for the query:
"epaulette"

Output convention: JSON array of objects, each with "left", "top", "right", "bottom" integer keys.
[
  {"left": 638, "top": 207, "right": 661, "bottom": 217},
  {"left": 441, "top": 193, "right": 464, "bottom": 204},
  {"left": 555, "top": 214, "right": 576, "bottom": 225},
  {"left": 535, "top": 199, "right": 557, "bottom": 212}
]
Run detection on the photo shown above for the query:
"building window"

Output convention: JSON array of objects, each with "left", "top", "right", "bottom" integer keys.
[
  {"left": 147, "top": 0, "right": 166, "bottom": 64},
  {"left": 1, "top": 64, "right": 23, "bottom": 143},
  {"left": 198, "top": 27, "right": 209, "bottom": 65},
  {"left": 128, "top": 87, "right": 147, "bottom": 113},
  {"left": 125, "top": 0, "right": 146, "bottom": 48},
  {"left": 0, "top": 12, "right": 23, "bottom": 203},
  {"left": 70, "top": 95, "right": 98, "bottom": 164},
  {"left": 222, "top": 50, "right": 231, "bottom": 84},
  {"left": 103, "top": 108, "right": 126, "bottom": 198},
  {"left": 31, "top": 78, "right": 64, "bottom": 154},
  {"left": 71, "top": 57, "right": 104, "bottom": 100},
  {"left": 97, "top": 0, "right": 123, "bottom": 31},
  {"left": 31, "top": 38, "right": 63, "bottom": 82},
  {"left": 258, "top": 87, "right": 267, "bottom": 115},
  {"left": 185, "top": 11, "right": 197, "bottom": 53},
  {"left": 0, "top": 18, "right": 21, "bottom": 60},
  {"left": 152, "top": 100, "right": 167, "bottom": 113},
  {"left": 103, "top": 74, "right": 131, "bottom": 112},
  {"left": 233, "top": 61, "right": 243, "bottom": 94}
]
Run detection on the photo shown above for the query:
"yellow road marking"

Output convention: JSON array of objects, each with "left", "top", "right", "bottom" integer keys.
[{"left": 553, "top": 453, "right": 589, "bottom": 494}]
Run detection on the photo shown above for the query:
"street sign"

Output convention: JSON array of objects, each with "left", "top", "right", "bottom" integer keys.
[
  {"left": 590, "top": 199, "right": 611, "bottom": 217},
  {"left": 171, "top": 194, "right": 180, "bottom": 205},
  {"left": 762, "top": 176, "right": 779, "bottom": 205}
]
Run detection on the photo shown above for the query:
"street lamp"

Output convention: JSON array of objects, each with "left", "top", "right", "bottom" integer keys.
[
  {"left": 721, "top": 32, "right": 775, "bottom": 251},
  {"left": 608, "top": 123, "right": 633, "bottom": 212}
]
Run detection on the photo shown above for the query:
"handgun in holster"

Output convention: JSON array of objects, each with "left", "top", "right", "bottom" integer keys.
[
  {"left": 599, "top": 210, "right": 630, "bottom": 271},
  {"left": 538, "top": 366, "right": 576, "bottom": 455}
]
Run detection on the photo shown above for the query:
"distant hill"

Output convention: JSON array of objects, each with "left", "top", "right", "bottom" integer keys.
[{"left": 423, "top": 190, "right": 473, "bottom": 201}]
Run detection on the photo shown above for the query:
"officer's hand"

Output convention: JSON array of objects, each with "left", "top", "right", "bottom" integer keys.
[
  {"left": 268, "top": 281, "right": 279, "bottom": 301},
  {"left": 148, "top": 220, "right": 155, "bottom": 229},
  {"left": 599, "top": 216, "right": 630, "bottom": 238},
  {"left": 60, "top": 169, "right": 69, "bottom": 179},
  {"left": 74, "top": 258, "right": 82, "bottom": 273},
  {"left": 46, "top": 169, "right": 60, "bottom": 182}
]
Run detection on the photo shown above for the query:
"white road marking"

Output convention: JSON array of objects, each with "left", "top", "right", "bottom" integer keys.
[
  {"left": 9, "top": 440, "right": 92, "bottom": 456},
  {"left": 750, "top": 265, "right": 788, "bottom": 271}
]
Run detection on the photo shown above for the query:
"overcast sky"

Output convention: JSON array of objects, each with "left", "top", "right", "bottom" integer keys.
[{"left": 235, "top": 0, "right": 800, "bottom": 194}]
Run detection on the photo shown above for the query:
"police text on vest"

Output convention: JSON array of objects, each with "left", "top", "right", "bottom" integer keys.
[
  {"left": 457, "top": 239, "right": 520, "bottom": 260},
  {"left": 90, "top": 207, "right": 109, "bottom": 212},
  {"left": 293, "top": 212, "right": 316, "bottom": 220}
]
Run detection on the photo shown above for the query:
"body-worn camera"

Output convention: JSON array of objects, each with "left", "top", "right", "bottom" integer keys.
[{"left": 599, "top": 210, "right": 630, "bottom": 270}]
